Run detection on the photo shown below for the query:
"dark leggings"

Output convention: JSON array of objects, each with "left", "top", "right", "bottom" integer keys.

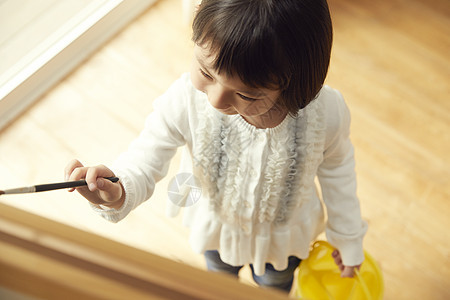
[{"left": 204, "top": 250, "right": 301, "bottom": 293}]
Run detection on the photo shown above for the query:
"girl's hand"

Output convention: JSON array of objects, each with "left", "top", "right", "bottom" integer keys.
[
  {"left": 64, "top": 159, "right": 125, "bottom": 209},
  {"left": 331, "top": 249, "right": 361, "bottom": 278}
]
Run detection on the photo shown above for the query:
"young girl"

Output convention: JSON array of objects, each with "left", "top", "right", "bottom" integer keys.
[{"left": 65, "top": 0, "right": 367, "bottom": 293}]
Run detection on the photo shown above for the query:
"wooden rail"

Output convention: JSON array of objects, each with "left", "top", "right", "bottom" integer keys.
[{"left": 0, "top": 203, "right": 289, "bottom": 300}]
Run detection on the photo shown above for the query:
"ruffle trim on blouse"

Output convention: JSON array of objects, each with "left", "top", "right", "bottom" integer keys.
[
  {"left": 193, "top": 97, "right": 326, "bottom": 226},
  {"left": 258, "top": 120, "right": 295, "bottom": 223},
  {"left": 217, "top": 117, "right": 248, "bottom": 223},
  {"left": 193, "top": 105, "right": 223, "bottom": 207},
  {"left": 275, "top": 99, "right": 326, "bottom": 225}
]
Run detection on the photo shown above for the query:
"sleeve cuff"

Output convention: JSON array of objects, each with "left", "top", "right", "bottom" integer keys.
[{"left": 326, "top": 220, "right": 368, "bottom": 266}]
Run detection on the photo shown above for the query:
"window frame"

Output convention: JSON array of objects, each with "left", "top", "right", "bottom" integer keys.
[{"left": 0, "top": 0, "right": 157, "bottom": 131}]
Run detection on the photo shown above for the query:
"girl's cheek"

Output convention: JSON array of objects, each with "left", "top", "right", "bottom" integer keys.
[{"left": 190, "top": 71, "right": 205, "bottom": 93}]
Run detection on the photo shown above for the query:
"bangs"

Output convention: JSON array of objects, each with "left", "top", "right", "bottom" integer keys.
[{"left": 192, "top": 1, "right": 291, "bottom": 90}]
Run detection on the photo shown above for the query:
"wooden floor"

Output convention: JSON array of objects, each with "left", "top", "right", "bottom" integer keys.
[{"left": 0, "top": 0, "right": 449, "bottom": 299}]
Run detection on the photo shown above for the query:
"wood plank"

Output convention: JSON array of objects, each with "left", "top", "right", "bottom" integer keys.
[{"left": 0, "top": 203, "right": 289, "bottom": 300}]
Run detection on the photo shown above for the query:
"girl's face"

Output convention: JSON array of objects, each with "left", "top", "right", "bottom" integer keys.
[{"left": 190, "top": 44, "right": 287, "bottom": 129}]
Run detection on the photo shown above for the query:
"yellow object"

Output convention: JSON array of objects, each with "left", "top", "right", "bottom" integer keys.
[{"left": 295, "top": 241, "right": 384, "bottom": 300}]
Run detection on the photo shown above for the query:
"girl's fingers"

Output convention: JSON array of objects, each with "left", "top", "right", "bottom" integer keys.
[
  {"left": 341, "top": 266, "right": 355, "bottom": 278},
  {"left": 68, "top": 166, "right": 90, "bottom": 192},
  {"left": 65, "top": 159, "right": 86, "bottom": 192},
  {"left": 85, "top": 165, "right": 115, "bottom": 192},
  {"left": 64, "top": 159, "right": 84, "bottom": 180},
  {"left": 84, "top": 165, "right": 122, "bottom": 204},
  {"left": 331, "top": 249, "right": 361, "bottom": 277},
  {"left": 96, "top": 177, "right": 123, "bottom": 203},
  {"left": 331, "top": 249, "right": 344, "bottom": 271},
  {"left": 332, "top": 250, "right": 342, "bottom": 264}
]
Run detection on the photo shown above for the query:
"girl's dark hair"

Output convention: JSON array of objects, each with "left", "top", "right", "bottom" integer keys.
[{"left": 192, "top": 0, "right": 333, "bottom": 116}]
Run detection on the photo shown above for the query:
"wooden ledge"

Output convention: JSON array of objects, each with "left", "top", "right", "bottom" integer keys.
[{"left": 0, "top": 203, "right": 289, "bottom": 300}]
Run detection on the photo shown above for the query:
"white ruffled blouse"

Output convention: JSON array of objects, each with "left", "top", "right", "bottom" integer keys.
[{"left": 94, "top": 73, "right": 368, "bottom": 276}]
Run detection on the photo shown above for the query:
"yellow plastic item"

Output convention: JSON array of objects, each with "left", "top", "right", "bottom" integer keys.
[{"left": 295, "top": 241, "right": 384, "bottom": 300}]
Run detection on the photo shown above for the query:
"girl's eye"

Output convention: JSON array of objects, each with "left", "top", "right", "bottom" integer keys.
[
  {"left": 199, "top": 68, "right": 213, "bottom": 80},
  {"left": 238, "top": 93, "right": 258, "bottom": 101}
]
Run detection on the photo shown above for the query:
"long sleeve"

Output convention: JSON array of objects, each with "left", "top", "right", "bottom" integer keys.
[
  {"left": 317, "top": 88, "right": 368, "bottom": 267},
  {"left": 94, "top": 75, "right": 192, "bottom": 222}
]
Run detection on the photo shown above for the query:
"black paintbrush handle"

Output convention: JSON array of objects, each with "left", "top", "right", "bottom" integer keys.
[{"left": 34, "top": 177, "right": 119, "bottom": 192}]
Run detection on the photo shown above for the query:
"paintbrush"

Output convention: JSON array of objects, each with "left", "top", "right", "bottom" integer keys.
[{"left": 0, "top": 177, "right": 119, "bottom": 195}]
